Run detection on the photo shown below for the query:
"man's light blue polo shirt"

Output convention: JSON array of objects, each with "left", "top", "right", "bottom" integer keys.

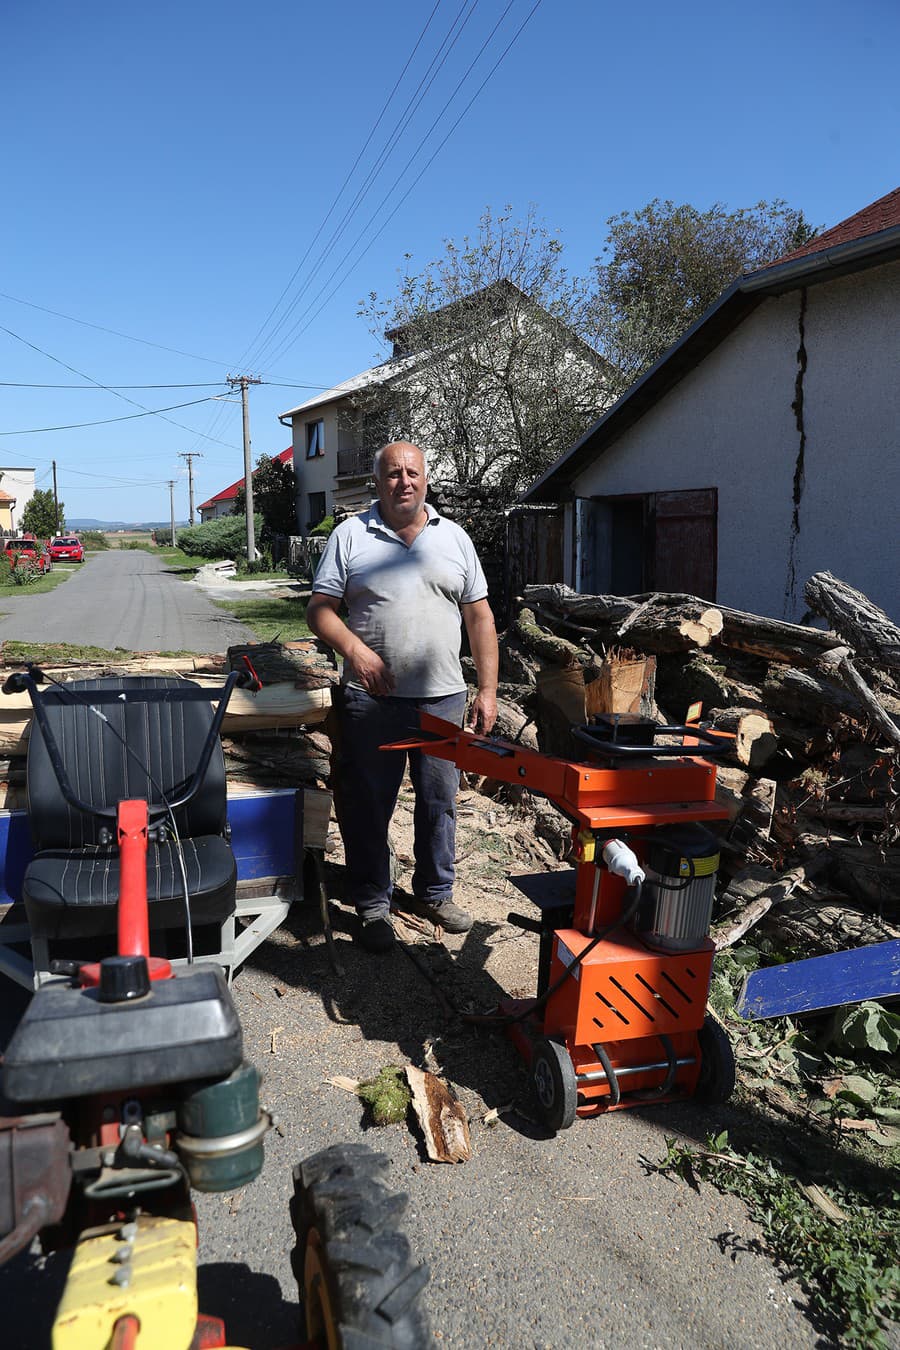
[{"left": 312, "top": 502, "right": 488, "bottom": 698}]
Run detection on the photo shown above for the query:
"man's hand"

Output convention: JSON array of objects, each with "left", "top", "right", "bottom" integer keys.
[
  {"left": 348, "top": 638, "right": 396, "bottom": 697},
  {"left": 307, "top": 594, "right": 395, "bottom": 697},
  {"left": 466, "top": 689, "right": 497, "bottom": 734}
]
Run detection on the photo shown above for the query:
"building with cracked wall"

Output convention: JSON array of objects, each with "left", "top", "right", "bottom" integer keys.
[{"left": 520, "top": 187, "right": 900, "bottom": 622}]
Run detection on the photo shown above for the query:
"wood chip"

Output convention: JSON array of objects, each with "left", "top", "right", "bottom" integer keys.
[
  {"left": 326, "top": 1075, "right": 362, "bottom": 1094},
  {"left": 269, "top": 1026, "right": 284, "bottom": 1054},
  {"left": 405, "top": 1065, "right": 471, "bottom": 1163},
  {"left": 800, "top": 1183, "right": 848, "bottom": 1223}
]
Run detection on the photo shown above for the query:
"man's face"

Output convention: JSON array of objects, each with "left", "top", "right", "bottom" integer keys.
[{"left": 375, "top": 443, "right": 428, "bottom": 528}]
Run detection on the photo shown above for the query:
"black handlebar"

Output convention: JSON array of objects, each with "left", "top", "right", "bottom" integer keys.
[
  {"left": 4, "top": 665, "right": 256, "bottom": 824},
  {"left": 570, "top": 722, "right": 734, "bottom": 759}
]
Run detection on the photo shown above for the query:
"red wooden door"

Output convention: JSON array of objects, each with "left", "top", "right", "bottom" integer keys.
[{"left": 650, "top": 489, "right": 717, "bottom": 599}]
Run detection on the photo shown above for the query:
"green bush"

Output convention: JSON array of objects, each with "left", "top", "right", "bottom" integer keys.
[
  {"left": 177, "top": 515, "right": 262, "bottom": 560},
  {"left": 309, "top": 515, "right": 335, "bottom": 537},
  {"left": 80, "top": 531, "right": 110, "bottom": 549}
]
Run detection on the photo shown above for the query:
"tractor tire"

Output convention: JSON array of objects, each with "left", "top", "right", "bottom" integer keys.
[
  {"left": 695, "top": 1011, "right": 736, "bottom": 1104},
  {"left": 290, "top": 1142, "right": 432, "bottom": 1349},
  {"left": 531, "top": 1037, "right": 577, "bottom": 1132}
]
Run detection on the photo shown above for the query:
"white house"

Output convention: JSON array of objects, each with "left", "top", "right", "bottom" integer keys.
[
  {"left": 521, "top": 187, "right": 900, "bottom": 622},
  {"left": 279, "top": 280, "right": 607, "bottom": 535},
  {"left": 0, "top": 466, "right": 36, "bottom": 536}
]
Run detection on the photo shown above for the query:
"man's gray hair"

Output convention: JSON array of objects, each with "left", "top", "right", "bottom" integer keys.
[{"left": 373, "top": 443, "right": 428, "bottom": 479}]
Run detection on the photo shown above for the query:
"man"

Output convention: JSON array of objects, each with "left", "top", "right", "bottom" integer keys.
[{"left": 307, "top": 442, "right": 498, "bottom": 953}]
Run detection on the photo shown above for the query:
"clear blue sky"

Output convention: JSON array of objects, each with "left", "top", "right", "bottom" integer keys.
[{"left": 2, "top": 0, "right": 897, "bottom": 524}]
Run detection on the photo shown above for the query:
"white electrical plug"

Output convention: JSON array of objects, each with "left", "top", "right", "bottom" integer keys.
[{"left": 601, "top": 838, "right": 645, "bottom": 887}]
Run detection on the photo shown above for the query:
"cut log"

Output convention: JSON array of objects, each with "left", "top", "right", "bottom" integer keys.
[
  {"left": 762, "top": 665, "right": 867, "bottom": 725},
  {"left": 705, "top": 707, "right": 779, "bottom": 769},
  {"left": 805, "top": 571, "right": 900, "bottom": 677},
  {"left": 711, "top": 863, "right": 807, "bottom": 950},
  {"left": 524, "top": 584, "right": 845, "bottom": 666},
  {"left": 405, "top": 1066, "right": 471, "bottom": 1163},
  {"left": 831, "top": 652, "right": 900, "bottom": 749},
  {"left": 513, "top": 608, "right": 592, "bottom": 667}
]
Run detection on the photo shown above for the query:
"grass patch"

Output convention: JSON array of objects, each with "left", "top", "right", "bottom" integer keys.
[
  {"left": 212, "top": 595, "right": 311, "bottom": 642},
  {"left": 1, "top": 641, "right": 196, "bottom": 664},
  {"left": 156, "top": 547, "right": 209, "bottom": 574},
  {"left": 0, "top": 569, "right": 71, "bottom": 596},
  {"left": 654, "top": 1131, "right": 899, "bottom": 1347}
]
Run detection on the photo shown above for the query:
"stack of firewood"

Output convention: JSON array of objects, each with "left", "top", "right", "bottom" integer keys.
[{"left": 499, "top": 571, "right": 899, "bottom": 958}]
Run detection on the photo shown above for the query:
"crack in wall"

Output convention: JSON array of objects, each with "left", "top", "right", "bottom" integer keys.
[{"left": 784, "top": 287, "right": 808, "bottom": 617}]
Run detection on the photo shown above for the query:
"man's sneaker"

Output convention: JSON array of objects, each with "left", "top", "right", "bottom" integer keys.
[
  {"left": 416, "top": 898, "right": 472, "bottom": 933},
  {"left": 358, "top": 913, "right": 396, "bottom": 953}
]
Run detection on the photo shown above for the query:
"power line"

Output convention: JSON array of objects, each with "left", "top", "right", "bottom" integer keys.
[
  {"left": 265, "top": 0, "right": 541, "bottom": 367},
  {"left": 0, "top": 323, "right": 240, "bottom": 449},
  {"left": 0, "top": 291, "right": 240, "bottom": 368},
  {"left": 0, "top": 397, "right": 224, "bottom": 435},
  {"left": 239, "top": 0, "right": 445, "bottom": 371},
  {"left": 249, "top": 0, "right": 479, "bottom": 370},
  {"left": 0, "top": 380, "right": 228, "bottom": 390}
]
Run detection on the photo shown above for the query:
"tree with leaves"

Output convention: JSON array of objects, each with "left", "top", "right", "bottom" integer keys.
[
  {"left": 233, "top": 453, "right": 297, "bottom": 538},
  {"left": 354, "top": 207, "right": 608, "bottom": 499},
  {"left": 21, "top": 487, "right": 63, "bottom": 538},
  {"left": 590, "top": 198, "right": 818, "bottom": 396}
]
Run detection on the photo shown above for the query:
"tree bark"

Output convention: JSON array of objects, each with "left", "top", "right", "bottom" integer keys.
[{"left": 805, "top": 571, "right": 900, "bottom": 677}]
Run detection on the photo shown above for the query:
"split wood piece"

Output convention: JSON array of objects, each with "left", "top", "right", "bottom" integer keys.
[
  {"left": 193, "top": 678, "right": 332, "bottom": 731},
  {"left": 805, "top": 571, "right": 900, "bottom": 678},
  {"left": 523, "top": 584, "right": 844, "bottom": 667},
  {"left": 705, "top": 707, "right": 779, "bottom": 769},
  {"left": 586, "top": 650, "right": 657, "bottom": 719},
  {"left": 534, "top": 664, "right": 590, "bottom": 759},
  {"left": 405, "top": 1065, "right": 471, "bottom": 1163}
]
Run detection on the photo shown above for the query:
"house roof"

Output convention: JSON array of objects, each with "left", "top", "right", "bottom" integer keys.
[
  {"left": 772, "top": 185, "right": 900, "bottom": 266},
  {"left": 278, "top": 351, "right": 424, "bottom": 421},
  {"left": 522, "top": 186, "right": 900, "bottom": 502},
  {"left": 278, "top": 279, "right": 605, "bottom": 423},
  {"left": 197, "top": 447, "right": 293, "bottom": 512},
  {"left": 0, "top": 489, "right": 15, "bottom": 503}
]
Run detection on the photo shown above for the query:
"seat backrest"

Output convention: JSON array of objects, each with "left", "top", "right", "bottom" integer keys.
[{"left": 26, "top": 676, "right": 228, "bottom": 850}]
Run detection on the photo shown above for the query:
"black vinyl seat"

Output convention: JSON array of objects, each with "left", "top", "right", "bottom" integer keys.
[{"left": 21, "top": 676, "right": 237, "bottom": 953}]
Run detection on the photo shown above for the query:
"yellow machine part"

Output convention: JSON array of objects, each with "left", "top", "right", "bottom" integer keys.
[{"left": 52, "top": 1214, "right": 198, "bottom": 1350}]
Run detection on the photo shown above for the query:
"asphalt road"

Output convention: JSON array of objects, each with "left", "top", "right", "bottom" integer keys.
[{"left": 0, "top": 549, "right": 257, "bottom": 652}]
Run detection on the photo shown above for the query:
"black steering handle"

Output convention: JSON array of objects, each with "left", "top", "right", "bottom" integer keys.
[{"left": 571, "top": 721, "right": 734, "bottom": 759}]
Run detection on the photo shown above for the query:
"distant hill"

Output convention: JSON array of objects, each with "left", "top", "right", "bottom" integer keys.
[{"left": 68, "top": 519, "right": 188, "bottom": 531}]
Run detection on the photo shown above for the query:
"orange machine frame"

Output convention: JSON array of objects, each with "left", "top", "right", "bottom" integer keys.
[{"left": 393, "top": 713, "right": 730, "bottom": 1116}]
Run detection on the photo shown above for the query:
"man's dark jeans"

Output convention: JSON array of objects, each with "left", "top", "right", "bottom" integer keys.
[{"left": 332, "top": 686, "right": 467, "bottom": 917}]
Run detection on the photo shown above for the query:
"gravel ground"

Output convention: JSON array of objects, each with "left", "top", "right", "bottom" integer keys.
[{"left": 187, "top": 784, "right": 819, "bottom": 1349}]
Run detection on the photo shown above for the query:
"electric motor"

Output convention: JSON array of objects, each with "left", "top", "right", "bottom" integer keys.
[{"left": 634, "top": 823, "right": 720, "bottom": 951}]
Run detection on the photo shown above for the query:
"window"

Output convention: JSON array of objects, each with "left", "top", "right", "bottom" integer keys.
[
  {"left": 306, "top": 419, "right": 325, "bottom": 458},
  {"left": 307, "top": 492, "right": 326, "bottom": 531}
]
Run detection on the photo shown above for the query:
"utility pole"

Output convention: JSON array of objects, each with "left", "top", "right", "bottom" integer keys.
[
  {"left": 179, "top": 452, "right": 202, "bottom": 525},
  {"left": 168, "top": 479, "right": 176, "bottom": 547},
  {"left": 52, "top": 460, "right": 60, "bottom": 532},
  {"left": 227, "top": 375, "right": 262, "bottom": 561}
]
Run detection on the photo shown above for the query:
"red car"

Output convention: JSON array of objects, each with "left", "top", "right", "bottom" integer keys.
[
  {"left": 48, "top": 535, "right": 85, "bottom": 563},
  {"left": 4, "top": 538, "right": 53, "bottom": 573}
]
